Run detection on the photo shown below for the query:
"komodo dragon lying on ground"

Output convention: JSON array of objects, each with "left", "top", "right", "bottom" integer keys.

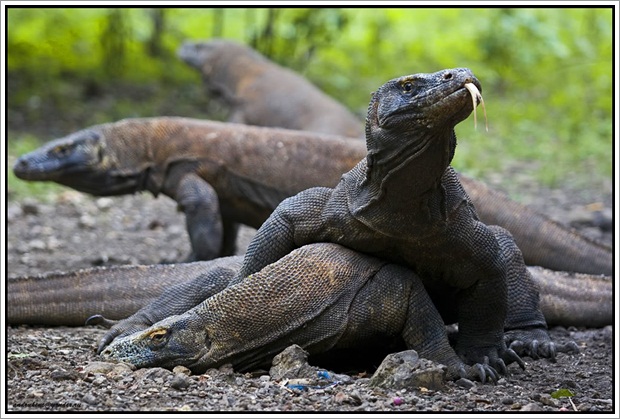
[
  {"left": 13, "top": 117, "right": 612, "bottom": 275},
  {"left": 97, "top": 243, "right": 503, "bottom": 382},
  {"left": 177, "top": 39, "right": 364, "bottom": 138},
  {"left": 228, "top": 68, "right": 568, "bottom": 375}
]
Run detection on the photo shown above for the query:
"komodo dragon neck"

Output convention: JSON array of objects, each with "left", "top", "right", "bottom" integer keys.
[{"left": 349, "top": 69, "right": 480, "bottom": 229}]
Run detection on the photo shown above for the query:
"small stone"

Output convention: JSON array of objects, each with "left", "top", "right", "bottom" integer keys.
[
  {"left": 82, "top": 361, "right": 134, "bottom": 376},
  {"left": 520, "top": 402, "right": 543, "bottom": 411},
  {"left": 78, "top": 214, "right": 96, "bottom": 229},
  {"left": 81, "top": 393, "right": 97, "bottom": 405},
  {"left": 539, "top": 394, "right": 559, "bottom": 407},
  {"left": 21, "top": 200, "right": 39, "bottom": 215},
  {"left": 369, "top": 351, "right": 446, "bottom": 391},
  {"left": 50, "top": 368, "right": 78, "bottom": 381},
  {"left": 172, "top": 365, "right": 192, "bottom": 376},
  {"left": 170, "top": 374, "right": 192, "bottom": 390},
  {"left": 95, "top": 197, "right": 114, "bottom": 210}
]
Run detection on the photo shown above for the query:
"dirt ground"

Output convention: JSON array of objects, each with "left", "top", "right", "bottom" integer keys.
[{"left": 4, "top": 171, "right": 616, "bottom": 413}]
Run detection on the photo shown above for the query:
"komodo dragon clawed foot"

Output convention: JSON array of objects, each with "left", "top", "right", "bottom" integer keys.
[
  {"left": 505, "top": 328, "right": 580, "bottom": 362},
  {"left": 456, "top": 343, "right": 526, "bottom": 377}
]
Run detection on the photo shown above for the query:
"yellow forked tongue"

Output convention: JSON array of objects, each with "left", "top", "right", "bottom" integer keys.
[{"left": 464, "top": 82, "right": 488, "bottom": 131}]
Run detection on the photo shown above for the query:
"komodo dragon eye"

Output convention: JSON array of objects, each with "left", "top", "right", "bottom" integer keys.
[
  {"left": 148, "top": 329, "right": 169, "bottom": 349},
  {"left": 402, "top": 81, "right": 414, "bottom": 93},
  {"left": 52, "top": 145, "right": 70, "bottom": 157}
]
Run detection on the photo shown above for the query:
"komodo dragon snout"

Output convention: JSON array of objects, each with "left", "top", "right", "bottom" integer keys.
[{"left": 13, "top": 129, "right": 103, "bottom": 181}]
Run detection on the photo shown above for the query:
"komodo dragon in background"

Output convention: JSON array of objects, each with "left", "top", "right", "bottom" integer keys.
[
  {"left": 12, "top": 117, "right": 612, "bottom": 275},
  {"left": 229, "top": 68, "right": 569, "bottom": 375},
  {"left": 177, "top": 39, "right": 364, "bottom": 138}
]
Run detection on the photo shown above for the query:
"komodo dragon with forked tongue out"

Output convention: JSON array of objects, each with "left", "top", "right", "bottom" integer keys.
[
  {"left": 13, "top": 117, "right": 612, "bottom": 275},
  {"left": 228, "top": 68, "right": 569, "bottom": 375}
]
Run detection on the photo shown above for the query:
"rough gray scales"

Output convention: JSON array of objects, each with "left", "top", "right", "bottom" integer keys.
[
  {"left": 13, "top": 117, "right": 612, "bottom": 275},
  {"left": 99, "top": 243, "right": 501, "bottom": 383},
  {"left": 6, "top": 250, "right": 611, "bottom": 329},
  {"left": 177, "top": 38, "right": 364, "bottom": 138},
  {"left": 231, "top": 68, "right": 560, "bottom": 374}
]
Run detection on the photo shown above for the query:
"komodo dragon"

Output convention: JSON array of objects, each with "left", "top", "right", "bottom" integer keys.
[
  {"left": 97, "top": 243, "right": 502, "bottom": 382},
  {"left": 7, "top": 249, "right": 611, "bottom": 328},
  {"left": 12, "top": 117, "right": 612, "bottom": 275},
  {"left": 229, "top": 68, "right": 566, "bottom": 374},
  {"left": 177, "top": 39, "right": 364, "bottom": 138}
]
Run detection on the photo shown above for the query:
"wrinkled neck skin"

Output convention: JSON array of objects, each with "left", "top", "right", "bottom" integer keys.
[
  {"left": 363, "top": 124, "right": 456, "bottom": 211},
  {"left": 351, "top": 104, "right": 457, "bottom": 223}
]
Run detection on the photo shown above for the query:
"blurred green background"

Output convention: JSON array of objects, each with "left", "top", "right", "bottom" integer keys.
[{"left": 6, "top": 7, "right": 613, "bottom": 200}]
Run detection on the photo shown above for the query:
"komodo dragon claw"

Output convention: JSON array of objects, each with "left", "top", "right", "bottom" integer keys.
[
  {"left": 85, "top": 314, "right": 117, "bottom": 328},
  {"left": 458, "top": 363, "right": 499, "bottom": 385},
  {"left": 504, "top": 328, "right": 580, "bottom": 362}
]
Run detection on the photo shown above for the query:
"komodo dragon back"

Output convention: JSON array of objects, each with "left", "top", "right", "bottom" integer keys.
[{"left": 177, "top": 38, "right": 365, "bottom": 138}]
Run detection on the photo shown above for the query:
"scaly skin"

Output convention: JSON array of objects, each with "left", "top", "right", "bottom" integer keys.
[
  {"left": 6, "top": 258, "right": 611, "bottom": 329},
  {"left": 7, "top": 258, "right": 241, "bottom": 326},
  {"left": 231, "top": 69, "right": 559, "bottom": 374},
  {"left": 13, "top": 117, "right": 612, "bottom": 275},
  {"left": 100, "top": 243, "right": 500, "bottom": 383}
]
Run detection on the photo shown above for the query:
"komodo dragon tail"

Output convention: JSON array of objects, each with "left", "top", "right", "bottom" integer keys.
[
  {"left": 528, "top": 266, "right": 613, "bottom": 328},
  {"left": 461, "top": 176, "right": 612, "bottom": 276},
  {"left": 7, "top": 261, "right": 612, "bottom": 328},
  {"left": 7, "top": 258, "right": 241, "bottom": 326}
]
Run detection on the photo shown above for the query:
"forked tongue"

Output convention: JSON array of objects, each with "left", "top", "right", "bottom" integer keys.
[{"left": 464, "top": 83, "right": 488, "bottom": 131}]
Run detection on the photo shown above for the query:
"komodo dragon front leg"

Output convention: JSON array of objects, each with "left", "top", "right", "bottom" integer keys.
[
  {"left": 100, "top": 243, "right": 498, "bottom": 383},
  {"left": 174, "top": 172, "right": 234, "bottom": 259}
]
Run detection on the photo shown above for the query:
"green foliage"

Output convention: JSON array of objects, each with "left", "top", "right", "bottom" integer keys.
[
  {"left": 7, "top": 7, "right": 612, "bottom": 190},
  {"left": 551, "top": 388, "right": 576, "bottom": 399}
]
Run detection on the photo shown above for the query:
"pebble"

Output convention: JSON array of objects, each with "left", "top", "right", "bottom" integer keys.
[{"left": 170, "top": 374, "right": 192, "bottom": 390}]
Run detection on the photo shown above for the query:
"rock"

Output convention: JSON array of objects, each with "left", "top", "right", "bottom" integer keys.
[
  {"left": 520, "top": 402, "right": 543, "bottom": 411},
  {"left": 368, "top": 350, "right": 446, "bottom": 391},
  {"left": 172, "top": 365, "right": 192, "bottom": 376},
  {"left": 269, "top": 344, "right": 316, "bottom": 380},
  {"left": 134, "top": 367, "right": 174, "bottom": 383},
  {"left": 455, "top": 377, "right": 476, "bottom": 389},
  {"left": 82, "top": 361, "right": 134, "bottom": 376},
  {"left": 50, "top": 368, "right": 79, "bottom": 381},
  {"left": 170, "top": 373, "right": 192, "bottom": 390}
]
